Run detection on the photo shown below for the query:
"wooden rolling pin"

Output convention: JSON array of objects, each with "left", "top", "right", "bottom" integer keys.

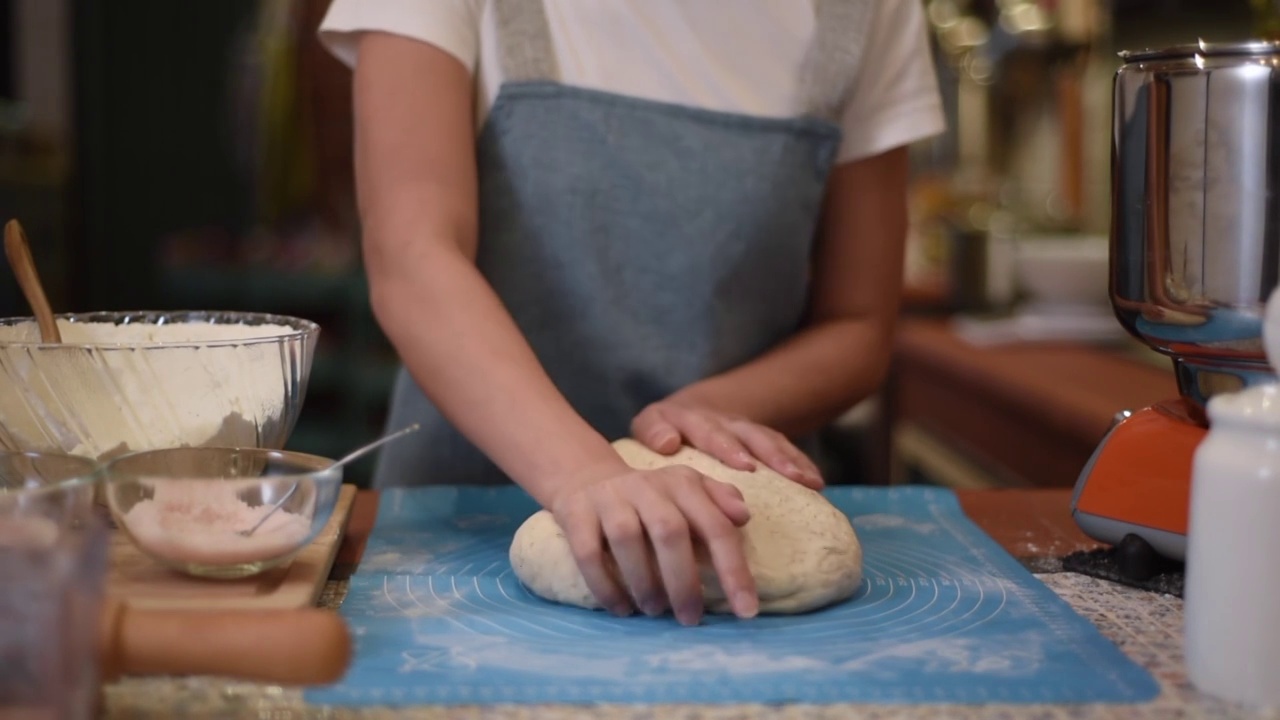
[{"left": 99, "top": 598, "right": 353, "bottom": 685}]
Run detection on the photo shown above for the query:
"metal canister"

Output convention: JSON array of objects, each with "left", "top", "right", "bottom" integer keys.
[{"left": 1111, "top": 40, "right": 1280, "bottom": 407}]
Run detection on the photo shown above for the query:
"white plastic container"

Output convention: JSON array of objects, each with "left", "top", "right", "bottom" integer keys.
[{"left": 1184, "top": 287, "right": 1280, "bottom": 709}]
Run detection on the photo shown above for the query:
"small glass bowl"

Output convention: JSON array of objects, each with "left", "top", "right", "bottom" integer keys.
[{"left": 102, "top": 447, "right": 342, "bottom": 579}]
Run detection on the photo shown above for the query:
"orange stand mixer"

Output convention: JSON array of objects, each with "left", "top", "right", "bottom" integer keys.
[{"left": 1070, "top": 40, "right": 1280, "bottom": 579}]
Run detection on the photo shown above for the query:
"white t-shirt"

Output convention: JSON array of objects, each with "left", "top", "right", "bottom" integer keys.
[{"left": 318, "top": 0, "right": 945, "bottom": 165}]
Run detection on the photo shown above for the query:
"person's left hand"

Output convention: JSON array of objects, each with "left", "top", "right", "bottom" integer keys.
[{"left": 631, "top": 399, "right": 824, "bottom": 490}]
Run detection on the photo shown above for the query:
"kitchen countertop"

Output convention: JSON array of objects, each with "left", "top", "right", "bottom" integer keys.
[
  {"left": 102, "top": 489, "right": 1268, "bottom": 719},
  {"left": 874, "top": 318, "right": 1176, "bottom": 488}
]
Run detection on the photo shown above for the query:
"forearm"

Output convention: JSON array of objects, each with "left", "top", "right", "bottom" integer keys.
[
  {"left": 671, "top": 316, "right": 895, "bottom": 437},
  {"left": 353, "top": 34, "right": 627, "bottom": 507},
  {"left": 368, "top": 243, "right": 626, "bottom": 507}
]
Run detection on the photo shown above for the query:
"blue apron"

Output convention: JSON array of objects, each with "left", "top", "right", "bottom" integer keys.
[{"left": 374, "top": 0, "right": 872, "bottom": 488}]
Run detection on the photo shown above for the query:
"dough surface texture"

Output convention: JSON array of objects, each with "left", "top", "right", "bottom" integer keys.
[{"left": 508, "top": 439, "right": 863, "bottom": 615}]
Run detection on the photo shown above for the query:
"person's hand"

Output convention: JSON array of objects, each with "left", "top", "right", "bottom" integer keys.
[
  {"left": 548, "top": 462, "right": 758, "bottom": 626},
  {"left": 631, "top": 398, "right": 824, "bottom": 490}
]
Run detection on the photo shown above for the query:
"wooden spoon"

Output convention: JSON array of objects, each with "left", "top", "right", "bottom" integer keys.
[{"left": 4, "top": 218, "right": 62, "bottom": 343}]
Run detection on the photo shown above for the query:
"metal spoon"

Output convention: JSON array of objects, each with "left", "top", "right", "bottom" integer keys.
[
  {"left": 238, "top": 423, "right": 420, "bottom": 537},
  {"left": 4, "top": 219, "right": 61, "bottom": 343}
]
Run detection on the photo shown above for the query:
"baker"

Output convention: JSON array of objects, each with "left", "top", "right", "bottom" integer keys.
[{"left": 318, "top": 0, "right": 944, "bottom": 626}]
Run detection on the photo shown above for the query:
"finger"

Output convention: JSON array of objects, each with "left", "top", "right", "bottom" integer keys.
[
  {"left": 786, "top": 446, "right": 825, "bottom": 489},
  {"left": 731, "top": 422, "right": 823, "bottom": 489},
  {"left": 670, "top": 472, "right": 758, "bottom": 621},
  {"left": 596, "top": 497, "right": 666, "bottom": 616},
  {"left": 631, "top": 406, "right": 683, "bottom": 455},
  {"left": 557, "top": 503, "right": 633, "bottom": 617},
  {"left": 628, "top": 471, "right": 704, "bottom": 625},
  {"left": 702, "top": 477, "right": 750, "bottom": 526},
  {"left": 667, "top": 408, "right": 755, "bottom": 471},
  {"left": 776, "top": 437, "right": 824, "bottom": 488}
]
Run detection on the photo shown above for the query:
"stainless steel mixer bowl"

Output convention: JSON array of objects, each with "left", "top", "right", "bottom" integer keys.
[
  {"left": 1111, "top": 40, "right": 1280, "bottom": 407},
  {"left": 0, "top": 310, "right": 319, "bottom": 459}
]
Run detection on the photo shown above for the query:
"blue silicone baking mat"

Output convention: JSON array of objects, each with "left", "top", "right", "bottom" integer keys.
[{"left": 304, "top": 485, "right": 1159, "bottom": 707}]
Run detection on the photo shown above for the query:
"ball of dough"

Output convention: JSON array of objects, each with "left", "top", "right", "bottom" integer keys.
[{"left": 508, "top": 439, "right": 863, "bottom": 615}]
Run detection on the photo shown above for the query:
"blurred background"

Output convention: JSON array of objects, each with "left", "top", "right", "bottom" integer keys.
[{"left": 0, "top": 0, "right": 1268, "bottom": 487}]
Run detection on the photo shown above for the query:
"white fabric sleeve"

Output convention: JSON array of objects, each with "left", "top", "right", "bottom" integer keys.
[
  {"left": 318, "top": 0, "right": 483, "bottom": 72},
  {"left": 836, "top": 0, "right": 946, "bottom": 164}
]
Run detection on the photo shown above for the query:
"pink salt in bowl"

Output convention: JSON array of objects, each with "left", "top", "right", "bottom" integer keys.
[{"left": 102, "top": 447, "right": 343, "bottom": 579}]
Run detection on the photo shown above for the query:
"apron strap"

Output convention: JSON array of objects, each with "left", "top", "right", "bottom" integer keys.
[
  {"left": 797, "top": 0, "right": 876, "bottom": 124},
  {"left": 493, "top": 0, "right": 873, "bottom": 124},
  {"left": 493, "top": 0, "right": 560, "bottom": 82}
]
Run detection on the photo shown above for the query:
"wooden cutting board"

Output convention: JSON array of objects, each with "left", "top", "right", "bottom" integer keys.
[{"left": 107, "top": 484, "right": 357, "bottom": 610}]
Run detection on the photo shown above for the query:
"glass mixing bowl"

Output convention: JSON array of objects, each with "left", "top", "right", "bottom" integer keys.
[
  {"left": 0, "top": 310, "right": 319, "bottom": 461},
  {"left": 102, "top": 447, "right": 342, "bottom": 579}
]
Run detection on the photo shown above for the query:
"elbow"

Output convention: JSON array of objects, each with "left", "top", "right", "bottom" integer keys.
[
  {"left": 860, "top": 344, "right": 893, "bottom": 395},
  {"left": 861, "top": 315, "right": 900, "bottom": 393},
  {"left": 366, "top": 273, "right": 403, "bottom": 339},
  {"left": 366, "top": 271, "right": 418, "bottom": 357},
  {"left": 360, "top": 223, "right": 475, "bottom": 345},
  {"left": 362, "top": 237, "right": 408, "bottom": 335},
  {"left": 826, "top": 316, "right": 898, "bottom": 409},
  {"left": 360, "top": 227, "right": 439, "bottom": 344},
  {"left": 840, "top": 347, "right": 891, "bottom": 408},
  {"left": 866, "top": 314, "right": 901, "bottom": 386}
]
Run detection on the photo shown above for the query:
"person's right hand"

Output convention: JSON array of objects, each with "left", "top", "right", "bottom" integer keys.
[{"left": 548, "top": 464, "right": 758, "bottom": 626}]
